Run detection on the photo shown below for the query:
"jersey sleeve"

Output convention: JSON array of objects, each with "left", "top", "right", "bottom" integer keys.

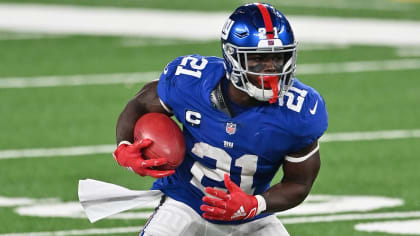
[
  {"left": 289, "top": 88, "right": 328, "bottom": 152},
  {"left": 156, "top": 56, "right": 184, "bottom": 111},
  {"left": 157, "top": 54, "right": 220, "bottom": 120}
]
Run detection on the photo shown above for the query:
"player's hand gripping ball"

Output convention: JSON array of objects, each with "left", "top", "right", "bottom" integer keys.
[{"left": 134, "top": 113, "right": 186, "bottom": 170}]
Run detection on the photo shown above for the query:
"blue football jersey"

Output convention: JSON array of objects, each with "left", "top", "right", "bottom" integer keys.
[{"left": 152, "top": 54, "right": 328, "bottom": 224}]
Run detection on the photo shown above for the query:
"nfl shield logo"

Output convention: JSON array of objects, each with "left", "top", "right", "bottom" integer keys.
[{"left": 226, "top": 122, "right": 237, "bottom": 135}]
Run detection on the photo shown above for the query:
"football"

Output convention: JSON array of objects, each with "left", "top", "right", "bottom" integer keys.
[{"left": 133, "top": 113, "right": 186, "bottom": 170}]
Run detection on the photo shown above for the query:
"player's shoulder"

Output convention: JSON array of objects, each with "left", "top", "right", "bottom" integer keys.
[
  {"left": 159, "top": 54, "right": 224, "bottom": 91},
  {"left": 162, "top": 54, "right": 224, "bottom": 79},
  {"left": 277, "top": 78, "right": 328, "bottom": 138},
  {"left": 157, "top": 54, "right": 225, "bottom": 112},
  {"left": 291, "top": 78, "right": 325, "bottom": 111}
]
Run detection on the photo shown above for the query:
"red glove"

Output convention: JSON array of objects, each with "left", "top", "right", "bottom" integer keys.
[
  {"left": 200, "top": 174, "right": 265, "bottom": 221},
  {"left": 113, "top": 139, "right": 175, "bottom": 178}
]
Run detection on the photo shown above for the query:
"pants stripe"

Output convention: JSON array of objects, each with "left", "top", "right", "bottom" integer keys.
[{"left": 140, "top": 195, "right": 167, "bottom": 236}]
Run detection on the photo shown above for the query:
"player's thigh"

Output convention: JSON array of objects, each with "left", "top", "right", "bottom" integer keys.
[
  {"left": 239, "top": 215, "right": 290, "bottom": 236},
  {"left": 140, "top": 196, "right": 202, "bottom": 236}
]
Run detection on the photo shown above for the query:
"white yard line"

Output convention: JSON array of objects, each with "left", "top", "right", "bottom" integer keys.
[
  {"left": 261, "top": 0, "right": 411, "bottom": 11},
  {"left": 0, "top": 4, "right": 229, "bottom": 40},
  {"left": 0, "top": 33, "right": 66, "bottom": 40},
  {"left": 119, "top": 40, "right": 349, "bottom": 50},
  {"left": 0, "top": 145, "right": 116, "bottom": 159},
  {"left": 280, "top": 211, "right": 420, "bottom": 224},
  {"left": 1, "top": 58, "right": 419, "bottom": 89},
  {"left": 319, "top": 129, "right": 420, "bottom": 142},
  {"left": 355, "top": 219, "right": 420, "bottom": 234},
  {"left": 396, "top": 46, "right": 420, "bottom": 57},
  {"left": 1, "top": 4, "right": 420, "bottom": 46},
  {"left": 0, "top": 129, "right": 419, "bottom": 160},
  {"left": 297, "top": 59, "right": 420, "bottom": 74},
  {"left": 0, "top": 72, "right": 160, "bottom": 88}
]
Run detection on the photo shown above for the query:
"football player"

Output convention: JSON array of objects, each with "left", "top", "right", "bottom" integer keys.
[{"left": 114, "top": 3, "right": 328, "bottom": 236}]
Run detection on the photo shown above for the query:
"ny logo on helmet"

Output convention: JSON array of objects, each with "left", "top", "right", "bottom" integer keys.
[{"left": 221, "top": 19, "right": 235, "bottom": 40}]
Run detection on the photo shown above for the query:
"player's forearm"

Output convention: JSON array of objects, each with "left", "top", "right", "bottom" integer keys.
[
  {"left": 116, "top": 100, "right": 148, "bottom": 144},
  {"left": 259, "top": 147, "right": 321, "bottom": 214},
  {"left": 260, "top": 181, "right": 311, "bottom": 213},
  {"left": 116, "top": 81, "right": 171, "bottom": 144}
]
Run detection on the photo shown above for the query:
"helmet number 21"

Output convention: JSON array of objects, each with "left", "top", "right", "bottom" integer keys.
[{"left": 175, "top": 56, "right": 208, "bottom": 79}]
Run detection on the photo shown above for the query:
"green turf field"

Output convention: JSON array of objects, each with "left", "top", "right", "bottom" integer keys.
[{"left": 0, "top": 1, "right": 420, "bottom": 236}]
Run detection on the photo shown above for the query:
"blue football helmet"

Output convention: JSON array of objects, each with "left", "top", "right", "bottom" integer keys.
[{"left": 221, "top": 3, "right": 297, "bottom": 103}]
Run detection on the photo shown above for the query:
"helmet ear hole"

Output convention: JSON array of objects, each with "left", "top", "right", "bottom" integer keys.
[
  {"left": 227, "top": 46, "right": 235, "bottom": 55},
  {"left": 233, "top": 76, "right": 244, "bottom": 87}
]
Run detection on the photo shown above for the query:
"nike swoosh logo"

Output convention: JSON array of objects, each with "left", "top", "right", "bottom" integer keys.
[{"left": 309, "top": 100, "right": 318, "bottom": 115}]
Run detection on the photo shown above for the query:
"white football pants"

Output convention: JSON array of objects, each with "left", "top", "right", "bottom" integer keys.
[{"left": 140, "top": 196, "right": 289, "bottom": 236}]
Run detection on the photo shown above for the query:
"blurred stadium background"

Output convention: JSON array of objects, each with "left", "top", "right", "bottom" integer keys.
[{"left": 0, "top": 0, "right": 420, "bottom": 235}]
